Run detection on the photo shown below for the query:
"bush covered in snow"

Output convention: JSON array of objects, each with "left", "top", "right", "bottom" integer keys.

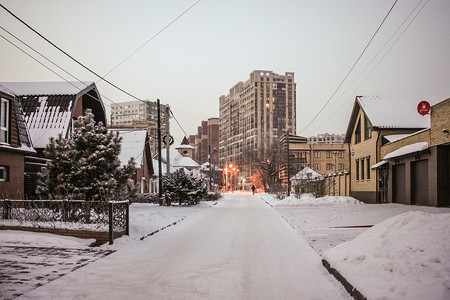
[
  {"left": 36, "top": 110, "right": 137, "bottom": 202},
  {"left": 163, "top": 169, "right": 208, "bottom": 205}
]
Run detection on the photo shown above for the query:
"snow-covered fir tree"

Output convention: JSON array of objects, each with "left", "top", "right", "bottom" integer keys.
[
  {"left": 37, "top": 109, "right": 136, "bottom": 201},
  {"left": 163, "top": 168, "right": 207, "bottom": 205}
]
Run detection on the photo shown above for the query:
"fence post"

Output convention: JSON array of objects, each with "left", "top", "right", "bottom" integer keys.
[
  {"left": 108, "top": 201, "right": 113, "bottom": 245},
  {"left": 4, "top": 199, "right": 11, "bottom": 219},
  {"left": 126, "top": 201, "right": 130, "bottom": 236}
]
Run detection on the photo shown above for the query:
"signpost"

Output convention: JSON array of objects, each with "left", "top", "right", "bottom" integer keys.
[{"left": 417, "top": 101, "right": 430, "bottom": 116}]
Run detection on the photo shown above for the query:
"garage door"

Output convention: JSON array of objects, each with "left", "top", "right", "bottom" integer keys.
[
  {"left": 392, "top": 164, "right": 406, "bottom": 204},
  {"left": 411, "top": 160, "right": 428, "bottom": 206}
]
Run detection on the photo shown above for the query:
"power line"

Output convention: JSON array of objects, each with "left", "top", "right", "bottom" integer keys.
[
  {"left": 298, "top": 0, "right": 399, "bottom": 134},
  {"left": 169, "top": 109, "right": 189, "bottom": 138},
  {"left": 306, "top": 0, "right": 427, "bottom": 134},
  {"left": 100, "top": 0, "right": 202, "bottom": 81},
  {"left": 0, "top": 3, "right": 145, "bottom": 102},
  {"left": 0, "top": 32, "right": 114, "bottom": 145},
  {"left": 0, "top": 25, "right": 119, "bottom": 107}
]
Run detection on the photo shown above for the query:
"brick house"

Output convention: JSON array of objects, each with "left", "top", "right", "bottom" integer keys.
[
  {"left": 377, "top": 97, "right": 449, "bottom": 206},
  {"left": 0, "top": 81, "right": 106, "bottom": 198},
  {"left": 0, "top": 85, "right": 36, "bottom": 199},
  {"left": 344, "top": 95, "right": 446, "bottom": 204}
]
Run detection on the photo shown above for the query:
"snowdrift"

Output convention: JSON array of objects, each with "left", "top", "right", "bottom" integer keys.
[
  {"left": 273, "top": 194, "right": 363, "bottom": 206},
  {"left": 323, "top": 211, "right": 450, "bottom": 300}
]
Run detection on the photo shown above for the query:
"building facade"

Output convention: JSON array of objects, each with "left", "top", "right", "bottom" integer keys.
[
  {"left": 280, "top": 133, "right": 349, "bottom": 186},
  {"left": 345, "top": 95, "right": 447, "bottom": 204},
  {"left": 219, "top": 70, "right": 296, "bottom": 178},
  {"left": 110, "top": 100, "right": 169, "bottom": 127},
  {"left": 193, "top": 118, "right": 219, "bottom": 165}
]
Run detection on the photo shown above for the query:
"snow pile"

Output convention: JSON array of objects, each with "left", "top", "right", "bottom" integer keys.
[
  {"left": 274, "top": 194, "right": 363, "bottom": 206},
  {"left": 323, "top": 211, "right": 450, "bottom": 300}
]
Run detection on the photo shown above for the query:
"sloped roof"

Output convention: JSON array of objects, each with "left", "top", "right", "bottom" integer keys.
[
  {"left": 345, "top": 95, "right": 449, "bottom": 142},
  {"left": 0, "top": 82, "right": 105, "bottom": 149},
  {"left": 383, "top": 142, "right": 429, "bottom": 160},
  {"left": 0, "top": 81, "right": 96, "bottom": 96},
  {"left": 291, "top": 167, "right": 322, "bottom": 181},
  {"left": 20, "top": 95, "right": 74, "bottom": 149},
  {"left": 113, "top": 130, "right": 147, "bottom": 166},
  {"left": 160, "top": 148, "right": 199, "bottom": 168}
]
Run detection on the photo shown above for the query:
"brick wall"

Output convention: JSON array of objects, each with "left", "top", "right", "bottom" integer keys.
[
  {"left": 430, "top": 98, "right": 450, "bottom": 147},
  {"left": 0, "top": 151, "right": 25, "bottom": 199}
]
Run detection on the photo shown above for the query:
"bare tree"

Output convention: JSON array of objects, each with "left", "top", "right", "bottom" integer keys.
[{"left": 244, "top": 145, "right": 284, "bottom": 193}]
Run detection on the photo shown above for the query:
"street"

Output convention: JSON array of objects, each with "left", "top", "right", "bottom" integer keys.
[{"left": 18, "top": 194, "right": 350, "bottom": 299}]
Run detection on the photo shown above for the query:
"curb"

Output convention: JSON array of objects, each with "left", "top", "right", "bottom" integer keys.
[{"left": 322, "top": 259, "right": 367, "bottom": 300}]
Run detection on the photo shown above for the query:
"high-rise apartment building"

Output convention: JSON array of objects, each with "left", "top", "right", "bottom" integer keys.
[
  {"left": 110, "top": 100, "right": 170, "bottom": 156},
  {"left": 110, "top": 100, "right": 169, "bottom": 127},
  {"left": 193, "top": 118, "right": 219, "bottom": 165},
  {"left": 219, "top": 70, "right": 296, "bottom": 178}
]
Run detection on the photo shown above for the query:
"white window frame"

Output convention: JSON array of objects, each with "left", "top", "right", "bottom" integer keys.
[{"left": 1, "top": 97, "right": 10, "bottom": 144}]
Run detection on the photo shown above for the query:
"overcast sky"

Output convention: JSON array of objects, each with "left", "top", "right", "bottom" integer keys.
[{"left": 1, "top": 0, "right": 449, "bottom": 143}]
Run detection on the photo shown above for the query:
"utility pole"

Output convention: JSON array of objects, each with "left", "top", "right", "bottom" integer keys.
[
  {"left": 165, "top": 106, "right": 170, "bottom": 176},
  {"left": 157, "top": 99, "right": 163, "bottom": 206},
  {"left": 286, "top": 131, "right": 291, "bottom": 196},
  {"left": 209, "top": 145, "right": 212, "bottom": 192}
]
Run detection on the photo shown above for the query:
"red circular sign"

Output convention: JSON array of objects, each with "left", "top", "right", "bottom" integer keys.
[{"left": 417, "top": 101, "right": 430, "bottom": 116}]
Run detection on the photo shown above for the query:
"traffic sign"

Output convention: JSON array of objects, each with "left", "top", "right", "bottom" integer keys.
[
  {"left": 163, "top": 134, "right": 174, "bottom": 145},
  {"left": 417, "top": 101, "right": 430, "bottom": 116}
]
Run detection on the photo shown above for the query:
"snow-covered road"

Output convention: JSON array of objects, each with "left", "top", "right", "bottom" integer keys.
[{"left": 18, "top": 194, "right": 350, "bottom": 300}]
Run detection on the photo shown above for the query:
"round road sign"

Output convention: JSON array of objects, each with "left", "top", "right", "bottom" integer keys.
[{"left": 417, "top": 101, "right": 430, "bottom": 116}]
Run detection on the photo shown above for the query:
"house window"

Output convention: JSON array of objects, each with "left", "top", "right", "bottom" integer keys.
[
  {"left": 355, "top": 119, "right": 361, "bottom": 144},
  {"left": 0, "top": 98, "right": 10, "bottom": 144},
  {"left": 326, "top": 151, "right": 333, "bottom": 158},
  {"left": 338, "top": 163, "right": 344, "bottom": 171},
  {"left": 367, "top": 156, "right": 371, "bottom": 180},
  {"left": 364, "top": 116, "right": 372, "bottom": 140},
  {"left": 314, "top": 163, "right": 321, "bottom": 171},
  {"left": 356, "top": 159, "right": 360, "bottom": 181},
  {"left": 0, "top": 166, "right": 8, "bottom": 182},
  {"left": 361, "top": 158, "right": 365, "bottom": 181},
  {"left": 314, "top": 151, "right": 321, "bottom": 158},
  {"left": 326, "top": 163, "right": 334, "bottom": 171},
  {"left": 338, "top": 151, "right": 344, "bottom": 158}
]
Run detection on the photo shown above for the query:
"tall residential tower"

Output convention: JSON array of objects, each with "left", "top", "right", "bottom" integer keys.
[{"left": 219, "top": 70, "right": 296, "bottom": 178}]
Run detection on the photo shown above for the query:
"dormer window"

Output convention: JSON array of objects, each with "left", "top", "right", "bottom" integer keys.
[{"left": 0, "top": 98, "right": 10, "bottom": 144}]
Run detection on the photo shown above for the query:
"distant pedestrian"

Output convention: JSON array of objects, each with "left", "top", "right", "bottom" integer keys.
[{"left": 251, "top": 185, "right": 256, "bottom": 195}]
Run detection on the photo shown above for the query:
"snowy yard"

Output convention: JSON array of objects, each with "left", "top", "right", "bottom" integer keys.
[
  {"left": 262, "top": 193, "right": 450, "bottom": 300},
  {"left": 1, "top": 194, "right": 449, "bottom": 300}
]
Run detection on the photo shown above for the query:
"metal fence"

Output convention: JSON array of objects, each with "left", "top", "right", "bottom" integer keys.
[{"left": 0, "top": 199, "right": 129, "bottom": 245}]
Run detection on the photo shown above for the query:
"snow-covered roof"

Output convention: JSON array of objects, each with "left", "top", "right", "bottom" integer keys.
[
  {"left": 175, "top": 144, "right": 194, "bottom": 150},
  {"left": 178, "top": 156, "right": 199, "bottom": 167},
  {"left": 0, "top": 82, "right": 106, "bottom": 149},
  {"left": 291, "top": 167, "right": 323, "bottom": 181},
  {"left": 22, "top": 96, "right": 74, "bottom": 149},
  {"left": 160, "top": 148, "right": 199, "bottom": 169},
  {"left": 371, "top": 160, "right": 387, "bottom": 170},
  {"left": 383, "top": 134, "right": 410, "bottom": 143},
  {"left": 358, "top": 95, "right": 445, "bottom": 129},
  {"left": 113, "top": 130, "right": 147, "bottom": 166},
  {"left": 345, "top": 95, "right": 449, "bottom": 142},
  {"left": 200, "top": 162, "right": 222, "bottom": 171},
  {"left": 383, "top": 142, "right": 429, "bottom": 160},
  {"left": 0, "top": 81, "right": 96, "bottom": 96},
  {"left": 152, "top": 159, "right": 179, "bottom": 176}
]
